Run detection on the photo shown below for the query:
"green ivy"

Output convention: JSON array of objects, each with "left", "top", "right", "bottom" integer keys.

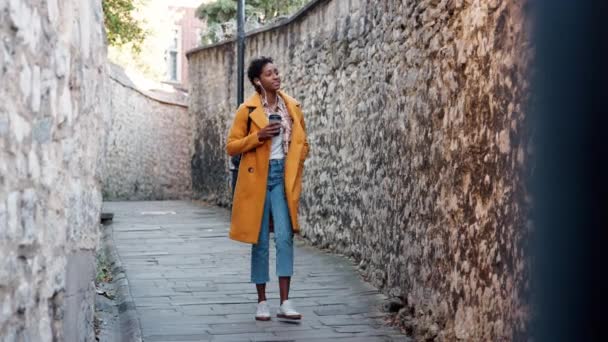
[
  {"left": 102, "top": 0, "right": 147, "bottom": 53},
  {"left": 196, "top": 0, "right": 310, "bottom": 44}
]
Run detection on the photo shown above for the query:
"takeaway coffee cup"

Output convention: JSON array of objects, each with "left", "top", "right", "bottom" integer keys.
[
  {"left": 268, "top": 114, "right": 282, "bottom": 124},
  {"left": 268, "top": 114, "right": 282, "bottom": 136}
]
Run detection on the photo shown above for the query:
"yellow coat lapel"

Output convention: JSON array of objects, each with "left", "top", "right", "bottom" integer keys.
[{"left": 243, "top": 93, "right": 268, "bottom": 129}]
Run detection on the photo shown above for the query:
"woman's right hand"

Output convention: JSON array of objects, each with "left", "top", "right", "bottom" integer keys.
[{"left": 257, "top": 123, "right": 281, "bottom": 141}]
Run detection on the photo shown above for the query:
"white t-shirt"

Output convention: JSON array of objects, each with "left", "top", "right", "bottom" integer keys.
[{"left": 269, "top": 115, "right": 284, "bottom": 160}]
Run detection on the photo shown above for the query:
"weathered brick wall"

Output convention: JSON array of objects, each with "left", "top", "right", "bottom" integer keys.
[
  {"left": 188, "top": 0, "right": 531, "bottom": 340},
  {"left": 0, "top": 0, "right": 107, "bottom": 340},
  {"left": 103, "top": 64, "right": 193, "bottom": 200}
]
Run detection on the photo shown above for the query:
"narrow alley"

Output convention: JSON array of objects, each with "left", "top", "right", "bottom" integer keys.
[{"left": 102, "top": 201, "right": 409, "bottom": 341}]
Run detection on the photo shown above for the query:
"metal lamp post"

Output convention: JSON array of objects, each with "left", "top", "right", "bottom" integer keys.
[{"left": 237, "top": 0, "right": 245, "bottom": 106}]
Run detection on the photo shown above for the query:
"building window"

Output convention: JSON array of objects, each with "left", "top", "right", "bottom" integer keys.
[
  {"left": 167, "top": 28, "right": 181, "bottom": 82},
  {"left": 169, "top": 51, "right": 178, "bottom": 81}
]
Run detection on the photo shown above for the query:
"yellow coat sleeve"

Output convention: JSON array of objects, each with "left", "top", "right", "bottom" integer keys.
[{"left": 226, "top": 105, "right": 264, "bottom": 157}]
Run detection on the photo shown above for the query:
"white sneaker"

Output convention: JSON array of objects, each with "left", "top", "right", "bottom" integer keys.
[
  {"left": 255, "top": 301, "right": 271, "bottom": 321},
  {"left": 277, "top": 300, "right": 302, "bottom": 320}
]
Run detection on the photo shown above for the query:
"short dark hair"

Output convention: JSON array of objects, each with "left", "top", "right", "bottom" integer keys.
[{"left": 247, "top": 56, "right": 274, "bottom": 90}]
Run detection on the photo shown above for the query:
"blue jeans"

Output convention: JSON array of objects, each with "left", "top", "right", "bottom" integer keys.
[{"left": 251, "top": 159, "right": 294, "bottom": 284}]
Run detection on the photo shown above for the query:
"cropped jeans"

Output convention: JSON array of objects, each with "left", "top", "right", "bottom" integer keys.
[{"left": 251, "top": 159, "right": 294, "bottom": 284}]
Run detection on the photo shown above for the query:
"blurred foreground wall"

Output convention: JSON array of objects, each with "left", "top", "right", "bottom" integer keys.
[{"left": 0, "top": 0, "right": 107, "bottom": 340}]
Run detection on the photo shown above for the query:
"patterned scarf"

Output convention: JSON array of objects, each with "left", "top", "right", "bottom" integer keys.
[{"left": 262, "top": 93, "right": 292, "bottom": 155}]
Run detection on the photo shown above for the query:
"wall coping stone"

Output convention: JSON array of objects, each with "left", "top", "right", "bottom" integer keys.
[{"left": 108, "top": 63, "right": 188, "bottom": 108}]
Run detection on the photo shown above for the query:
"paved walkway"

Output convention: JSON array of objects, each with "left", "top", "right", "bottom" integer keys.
[{"left": 103, "top": 201, "right": 409, "bottom": 342}]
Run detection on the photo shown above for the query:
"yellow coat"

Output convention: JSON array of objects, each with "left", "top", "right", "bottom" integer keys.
[{"left": 226, "top": 91, "right": 309, "bottom": 244}]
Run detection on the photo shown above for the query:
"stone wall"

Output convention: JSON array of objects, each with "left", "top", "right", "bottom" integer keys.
[
  {"left": 103, "top": 64, "right": 193, "bottom": 200},
  {"left": 188, "top": 43, "right": 237, "bottom": 206},
  {"left": 0, "top": 0, "right": 107, "bottom": 340},
  {"left": 188, "top": 0, "right": 531, "bottom": 340}
]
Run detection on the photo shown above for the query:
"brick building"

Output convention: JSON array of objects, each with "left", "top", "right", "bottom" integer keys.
[{"left": 165, "top": 0, "right": 208, "bottom": 89}]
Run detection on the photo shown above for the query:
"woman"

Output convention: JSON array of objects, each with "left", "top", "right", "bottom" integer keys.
[{"left": 226, "top": 56, "right": 309, "bottom": 321}]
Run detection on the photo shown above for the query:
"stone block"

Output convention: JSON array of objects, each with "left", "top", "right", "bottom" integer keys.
[{"left": 32, "top": 117, "right": 52, "bottom": 144}]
